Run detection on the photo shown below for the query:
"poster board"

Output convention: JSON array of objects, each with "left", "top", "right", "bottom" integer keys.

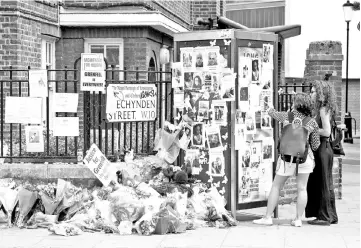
[
  {"left": 174, "top": 29, "right": 279, "bottom": 217},
  {"left": 29, "top": 69, "right": 48, "bottom": 98},
  {"left": 5, "top": 97, "right": 43, "bottom": 124},
  {"left": 83, "top": 143, "right": 116, "bottom": 187},
  {"left": 25, "top": 125, "right": 44, "bottom": 152},
  {"left": 106, "top": 84, "right": 157, "bottom": 122},
  {"left": 80, "top": 53, "right": 106, "bottom": 92}
]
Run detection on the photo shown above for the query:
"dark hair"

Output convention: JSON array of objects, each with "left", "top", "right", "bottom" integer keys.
[{"left": 293, "top": 93, "right": 313, "bottom": 116}]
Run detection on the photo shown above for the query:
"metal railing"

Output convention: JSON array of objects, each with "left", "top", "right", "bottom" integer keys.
[{"left": 278, "top": 82, "right": 312, "bottom": 112}]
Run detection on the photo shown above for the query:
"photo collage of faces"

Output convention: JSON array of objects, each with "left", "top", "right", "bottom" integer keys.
[
  {"left": 236, "top": 44, "right": 275, "bottom": 204},
  {"left": 172, "top": 44, "right": 235, "bottom": 184}
]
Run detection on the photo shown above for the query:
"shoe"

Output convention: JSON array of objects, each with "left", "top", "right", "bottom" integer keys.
[
  {"left": 253, "top": 217, "right": 273, "bottom": 226},
  {"left": 291, "top": 219, "right": 302, "bottom": 227},
  {"left": 307, "top": 219, "right": 330, "bottom": 226}
]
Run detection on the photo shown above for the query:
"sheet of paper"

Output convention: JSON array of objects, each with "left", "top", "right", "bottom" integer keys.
[
  {"left": 206, "top": 125, "right": 223, "bottom": 150},
  {"left": 53, "top": 93, "right": 79, "bottom": 113},
  {"left": 29, "top": 69, "right": 48, "bottom": 98},
  {"left": 25, "top": 125, "right": 44, "bottom": 152},
  {"left": 209, "top": 151, "right": 225, "bottom": 177},
  {"left": 5, "top": 97, "right": 42, "bottom": 124},
  {"left": 53, "top": 117, "right": 79, "bottom": 137}
]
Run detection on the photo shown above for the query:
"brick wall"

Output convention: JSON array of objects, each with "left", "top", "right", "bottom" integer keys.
[
  {"left": 304, "top": 41, "right": 344, "bottom": 124},
  {"left": 191, "top": 0, "right": 225, "bottom": 30}
]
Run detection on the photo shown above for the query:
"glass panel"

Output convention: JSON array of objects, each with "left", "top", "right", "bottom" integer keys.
[
  {"left": 90, "top": 45, "right": 104, "bottom": 54},
  {"left": 105, "top": 45, "right": 119, "bottom": 65}
]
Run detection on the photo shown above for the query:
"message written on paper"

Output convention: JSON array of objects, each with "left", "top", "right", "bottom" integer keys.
[
  {"left": 106, "top": 84, "right": 157, "bottom": 122},
  {"left": 83, "top": 144, "right": 115, "bottom": 187},
  {"left": 5, "top": 97, "right": 42, "bottom": 124},
  {"left": 80, "top": 53, "right": 105, "bottom": 92}
]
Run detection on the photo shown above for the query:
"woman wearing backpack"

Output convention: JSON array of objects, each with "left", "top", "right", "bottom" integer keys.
[
  {"left": 305, "top": 80, "right": 338, "bottom": 225},
  {"left": 253, "top": 93, "right": 320, "bottom": 227}
]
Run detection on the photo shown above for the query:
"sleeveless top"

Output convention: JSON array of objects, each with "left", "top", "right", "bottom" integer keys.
[{"left": 315, "top": 113, "right": 333, "bottom": 140}]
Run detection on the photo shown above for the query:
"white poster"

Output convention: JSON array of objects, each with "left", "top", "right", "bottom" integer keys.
[
  {"left": 262, "top": 44, "right": 274, "bottom": 69},
  {"left": 83, "top": 143, "right": 116, "bottom": 187},
  {"left": 220, "top": 69, "right": 236, "bottom": 101},
  {"left": 5, "top": 97, "right": 42, "bottom": 124},
  {"left": 206, "top": 125, "right": 223, "bottom": 150},
  {"left": 234, "top": 124, "right": 246, "bottom": 151},
  {"left": 212, "top": 100, "right": 227, "bottom": 125},
  {"left": 174, "top": 91, "right": 185, "bottom": 109},
  {"left": 106, "top": 84, "right": 157, "bottom": 122},
  {"left": 53, "top": 93, "right": 79, "bottom": 113},
  {"left": 171, "top": 62, "right": 184, "bottom": 88},
  {"left": 25, "top": 125, "right": 44, "bottom": 152},
  {"left": 53, "top": 117, "right": 79, "bottom": 137},
  {"left": 194, "top": 47, "right": 206, "bottom": 71},
  {"left": 80, "top": 53, "right": 105, "bottom": 92},
  {"left": 206, "top": 46, "right": 220, "bottom": 71},
  {"left": 180, "top": 47, "right": 194, "bottom": 71},
  {"left": 29, "top": 69, "right": 48, "bottom": 98},
  {"left": 209, "top": 151, "right": 225, "bottom": 177}
]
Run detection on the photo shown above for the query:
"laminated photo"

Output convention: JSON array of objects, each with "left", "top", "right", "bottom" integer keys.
[
  {"left": 261, "top": 68, "right": 273, "bottom": 90},
  {"left": 245, "top": 111, "right": 256, "bottom": 134},
  {"left": 220, "top": 69, "right": 236, "bottom": 101},
  {"left": 194, "top": 47, "right": 206, "bottom": 70},
  {"left": 202, "top": 71, "right": 212, "bottom": 90},
  {"left": 262, "top": 138, "right": 274, "bottom": 162},
  {"left": 206, "top": 125, "right": 223, "bottom": 150},
  {"left": 192, "top": 72, "right": 203, "bottom": 90},
  {"left": 238, "top": 168, "right": 251, "bottom": 203},
  {"left": 261, "top": 112, "right": 272, "bottom": 130},
  {"left": 206, "top": 46, "right": 220, "bottom": 71},
  {"left": 25, "top": 125, "right": 44, "bottom": 153},
  {"left": 262, "top": 44, "right": 273, "bottom": 69},
  {"left": 184, "top": 72, "right": 194, "bottom": 90},
  {"left": 234, "top": 124, "right": 245, "bottom": 151},
  {"left": 174, "top": 92, "right": 184, "bottom": 109},
  {"left": 185, "top": 149, "right": 201, "bottom": 175},
  {"left": 240, "top": 142, "right": 251, "bottom": 168},
  {"left": 249, "top": 83, "right": 262, "bottom": 108},
  {"left": 260, "top": 90, "right": 272, "bottom": 112},
  {"left": 219, "top": 46, "right": 229, "bottom": 68},
  {"left": 171, "top": 62, "right": 184, "bottom": 89},
  {"left": 236, "top": 110, "right": 246, "bottom": 125},
  {"left": 209, "top": 151, "right": 225, "bottom": 177},
  {"left": 238, "top": 57, "right": 252, "bottom": 83},
  {"left": 191, "top": 122, "right": 205, "bottom": 148},
  {"left": 180, "top": 47, "right": 194, "bottom": 71},
  {"left": 198, "top": 100, "right": 210, "bottom": 121},
  {"left": 211, "top": 100, "right": 227, "bottom": 125},
  {"left": 251, "top": 59, "right": 260, "bottom": 83},
  {"left": 250, "top": 140, "right": 262, "bottom": 163}
]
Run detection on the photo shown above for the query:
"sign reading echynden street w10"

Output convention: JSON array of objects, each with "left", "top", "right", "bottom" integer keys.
[
  {"left": 80, "top": 53, "right": 106, "bottom": 92},
  {"left": 106, "top": 84, "right": 157, "bottom": 122}
]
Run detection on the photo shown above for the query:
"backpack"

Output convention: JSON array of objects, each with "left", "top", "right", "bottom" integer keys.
[{"left": 278, "top": 112, "right": 312, "bottom": 176}]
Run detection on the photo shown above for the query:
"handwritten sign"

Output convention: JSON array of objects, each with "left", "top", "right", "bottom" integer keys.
[
  {"left": 5, "top": 97, "right": 42, "bottom": 124},
  {"left": 53, "top": 93, "right": 79, "bottom": 113},
  {"left": 83, "top": 144, "right": 115, "bottom": 187},
  {"left": 80, "top": 53, "right": 105, "bottom": 92},
  {"left": 53, "top": 117, "right": 79, "bottom": 137},
  {"left": 106, "top": 84, "right": 157, "bottom": 122},
  {"left": 29, "top": 69, "right": 48, "bottom": 97}
]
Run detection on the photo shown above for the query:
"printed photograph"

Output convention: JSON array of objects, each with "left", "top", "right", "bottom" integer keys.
[
  {"left": 207, "top": 51, "right": 218, "bottom": 66},
  {"left": 171, "top": 62, "right": 184, "bottom": 89},
  {"left": 245, "top": 111, "right": 256, "bottom": 134},
  {"left": 262, "top": 138, "right": 274, "bottom": 162},
  {"left": 209, "top": 152, "right": 225, "bottom": 177},
  {"left": 241, "top": 143, "right": 251, "bottom": 168},
  {"left": 238, "top": 57, "right": 252, "bottom": 82},
  {"left": 184, "top": 72, "right": 194, "bottom": 90},
  {"left": 191, "top": 122, "right": 205, "bottom": 147},
  {"left": 239, "top": 86, "right": 249, "bottom": 101},
  {"left": 192, "top": 73, "right": 203, "bottom": 90},
  {"left": 29, "top": 131, "right": 40, "bottom": 143},
  {"left": 212, "top": 102, "right": 227, "bottom": 125},
  {"left": 181, "top": 48, "right": 194, "bottom": 69},
  {"left": 251, "top": 59, "right": 260, "bottom": 82},
  {"left": 206, "top": 126, "right": 223, "bottom": 150},
  {"left": 250, "top": 141, "right": 262, "bottom": 163},
  {"left": 261, "top": 113, "right": 272, "bottom": 130},
  {"left": 236, "top": 110, "right": 246, "bottom": 125},
  {"left": 195, "top": 51, "right": 204, "bottom": 68}
]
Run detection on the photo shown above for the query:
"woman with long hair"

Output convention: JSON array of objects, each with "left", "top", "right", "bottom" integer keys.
[
  {"left": 253, "top": 93, "right": 320, "bottom": 227},
  {"left": 306, "top": 80, "right": 338, "bottom": 225}
]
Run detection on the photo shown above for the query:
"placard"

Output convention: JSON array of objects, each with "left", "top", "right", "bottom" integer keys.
[
  {"left": 5, "top": 97, "right": 42, "bottom": 124},
  {"left": 53, "top": 117, "right": 79, "bottom": 136},
  {"left": 25, "top": 125, "right": 44, "bottom": 152},
  {"left": 53, "top": 93, "right": 79, "bottom": 113},
  {"left": 106, "top": 84, "right": 157, "bottom": 122},
  {"left": 29, "top": 69, "right": 48, "bottom": 97},
  {"left": 83, "top": 143, "right": 115, "bottom": 187},
  {"left": 80, "top": 53, "right": 105, "bottom": 92}
]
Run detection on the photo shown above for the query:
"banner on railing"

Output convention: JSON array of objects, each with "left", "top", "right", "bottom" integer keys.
[
  {"left": 80, "top": 53, "right": 105, "bottom": 92},
  {"left": 106, "top": 84, "right": 157, "bottom": 122}
]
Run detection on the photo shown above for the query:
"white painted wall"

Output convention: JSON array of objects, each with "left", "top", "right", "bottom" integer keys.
[{"left": 285, "top": 0, "right": 360, "bottom": 79}]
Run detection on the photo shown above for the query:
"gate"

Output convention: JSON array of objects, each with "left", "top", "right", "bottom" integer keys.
[{"left": 80, "top": 64, "right": 173, "bottom": 161}]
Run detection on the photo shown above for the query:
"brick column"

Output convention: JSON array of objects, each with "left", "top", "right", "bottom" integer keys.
[{"left": 304, "top": 41, "right": 344, "bottom": 123}]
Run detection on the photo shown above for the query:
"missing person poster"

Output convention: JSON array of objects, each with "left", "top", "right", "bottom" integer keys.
[
  {"left": 206, "top": 125, "right": 223, "bottom": 150},
  {"left": 25, "top": 125, "right": 44, "bottom": 152},
  {"left": 239, "top": 47, "right": 262, "bottom": 84},
  {"left": 80, "top": 53, "right": 105, "bottom": 92},
  {"left": 262, "top": 44, "right": 274, "bottom": 69},
  {"left": 5, "top": 97, "right": 42, "bottom": 124},
  {"left": 209, "top": 151, "right": 225, "bottom": 177},
  {"left": 29, "top": 69, "right": 48, "bottom": 98},
  {"left": 106, "top": 84, "right": 157, "bottom": 122},
  {"left": 83, "top": 143, "right": 116, "bottom": 187},
  {"left": 171, "top": 62, "right": 184, "bottom": 88}
]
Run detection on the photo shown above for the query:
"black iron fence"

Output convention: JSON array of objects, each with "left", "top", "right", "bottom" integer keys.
[
  {"left": 278, "top": 82, "right": 312, "bottom": 112},
  {"left": 0, "top": 66, "right": 79, "bottom": 162},
  {"left": 81, "top": 65, "right": 173, "bottom": 161}
]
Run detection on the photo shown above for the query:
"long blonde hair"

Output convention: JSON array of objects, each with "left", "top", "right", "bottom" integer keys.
[{"left": 310, "top": 80, "right": 337, "bottom": 116}]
